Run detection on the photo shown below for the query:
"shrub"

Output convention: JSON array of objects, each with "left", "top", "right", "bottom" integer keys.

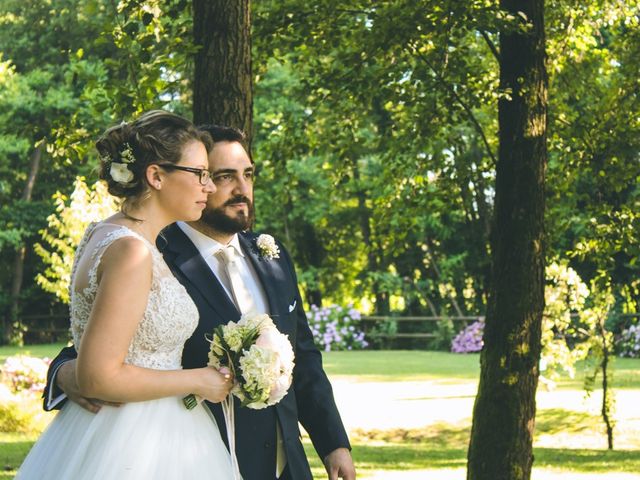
[
  {"left": 0, "top": 401, "right": 33, "bottom": 433},
  {"left": 429, "top": 317, "right": 455, "bottom": 351},
  {"left": 451, "top": 319, "right": 484, "bottom": 353},
  {"left": 308, "top": 304, "right": 368, "bottom": 351},
  {"left": 366, "top": 318, "right": 398, "bottom": 350},
  {"left": 0, "top": 383, "right": 52, "bottom": 433}
]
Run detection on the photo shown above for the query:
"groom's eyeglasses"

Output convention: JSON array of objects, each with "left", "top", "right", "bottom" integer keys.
[{"left": 157, "top": 164, "right": 212, "bottom": 186}]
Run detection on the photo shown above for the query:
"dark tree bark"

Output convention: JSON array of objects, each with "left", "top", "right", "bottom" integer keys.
[
  {"left": 467, "top": 1, "right": 548, "bottom": 479},
  {"left": 3, "top": 142, "right": 43, "bottom": 344},
  {"left": 193, "top": 0, "right": 253, "bottom": 150}
]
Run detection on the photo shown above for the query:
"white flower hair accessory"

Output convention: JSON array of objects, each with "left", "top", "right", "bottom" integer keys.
[
  {"left": 107, "top": 143, "right": 136, "bottom": 185},
  {"left": 256, "top": 234, "right": 280, "bottom": 259}
]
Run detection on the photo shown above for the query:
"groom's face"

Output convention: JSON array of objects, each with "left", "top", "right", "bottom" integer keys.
[{"left": 198, "top": 140, "right": 255, "bottom": 234}]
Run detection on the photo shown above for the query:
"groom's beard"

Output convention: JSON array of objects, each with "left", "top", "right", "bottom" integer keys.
[{"left": 200, "top": 195, "right": 255, "bottom": 233}]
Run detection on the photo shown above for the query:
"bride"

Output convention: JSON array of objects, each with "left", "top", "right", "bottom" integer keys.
[{"left": 17, "top": 110, "right": 235, "bottom": 479}]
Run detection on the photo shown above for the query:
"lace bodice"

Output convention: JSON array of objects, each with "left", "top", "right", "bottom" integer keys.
[{"left": 70, "top": 223, "right": 199, "bottom": 370}]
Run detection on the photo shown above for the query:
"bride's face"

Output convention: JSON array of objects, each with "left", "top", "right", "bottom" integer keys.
[{"left": 155, "top": 140, "right": 215, "bottom": 222}]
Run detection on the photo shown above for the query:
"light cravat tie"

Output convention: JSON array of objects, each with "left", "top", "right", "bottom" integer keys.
[
  {"left": 216, "top": 246, "right": 256, "bottom": 315},
  {"left": 216, "top": 245, "right": 286, "bottom": 477}
]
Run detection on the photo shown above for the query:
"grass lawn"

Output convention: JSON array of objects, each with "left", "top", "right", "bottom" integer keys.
[
  {"left": 1, "top": 346, "right": 639, "bottom": 479},
  {"left": 0, "top": 342, "right": 68, "bottom": 362}
]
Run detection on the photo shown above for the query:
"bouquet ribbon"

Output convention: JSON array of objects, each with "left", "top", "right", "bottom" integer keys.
[{"left": 222, "top": 396, "right": 242, "bottom": 480}]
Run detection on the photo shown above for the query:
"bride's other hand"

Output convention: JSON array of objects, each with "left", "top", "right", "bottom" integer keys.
[
  {"left": 195, "top": 367, "right": 233, "bottom": 403},
  {"left": 57, "top": 360, "right": 123, "bottom": 413}
]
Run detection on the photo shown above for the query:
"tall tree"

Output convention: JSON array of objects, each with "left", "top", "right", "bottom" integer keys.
[
  {"left": 467, "top": 1, "right": 548, "bottom": 479},
  {"left": 193, "top": 0, "right": 253, "bottom": 148}
]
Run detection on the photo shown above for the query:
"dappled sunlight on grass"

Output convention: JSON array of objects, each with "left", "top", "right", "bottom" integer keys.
[
  {"left": 534, "top": 448, "right": 640, "bottom": 473},
  {"left": 535, "top": 408, "right": 599, "bottom": 435},
  {"left": 351, "top": 422, "right": 471, "bottom": 449}
]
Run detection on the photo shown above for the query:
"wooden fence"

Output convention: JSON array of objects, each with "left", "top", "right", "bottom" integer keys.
[
  {"left": 17, "top": 312, "right": 640, "bottom": 345},
  {"left": 360, "top": 315, "right": 483, "bottom": 339}
]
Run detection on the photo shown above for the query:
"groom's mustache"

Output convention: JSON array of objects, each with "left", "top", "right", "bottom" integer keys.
[{"left": 224, "top": 195, "right": 252, "bottom": 207}]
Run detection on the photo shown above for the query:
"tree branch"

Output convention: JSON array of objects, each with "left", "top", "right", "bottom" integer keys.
[
  {"left": 407, "top": 42, "right": 498, "bottom": 166},
  {"left": 480, "top": 30, "right": 500, "bottom": 63}
]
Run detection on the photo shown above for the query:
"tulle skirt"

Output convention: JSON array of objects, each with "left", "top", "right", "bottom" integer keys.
[{"left": 16, "top": 396, "right": 234, "bottom": 479}]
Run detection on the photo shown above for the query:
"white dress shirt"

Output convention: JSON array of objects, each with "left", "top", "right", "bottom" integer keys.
[{"left": 176, "top": 222, "right": 269, "bottom": 315}]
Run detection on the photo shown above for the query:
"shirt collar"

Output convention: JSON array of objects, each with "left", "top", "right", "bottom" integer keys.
[{"left": 177, "top": 222, "right": 244, "bottom": 258}]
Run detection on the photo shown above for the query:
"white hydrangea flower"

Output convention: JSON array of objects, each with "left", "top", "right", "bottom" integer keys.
[
  {"left": 239, "top": 345, "right": 279, "bottom": 409},
  {"left": 256, "top": 234, "right": 280, "bottom": 259},
  {"left": 222, "top": 322, "right": 244, "bottom": 352}
]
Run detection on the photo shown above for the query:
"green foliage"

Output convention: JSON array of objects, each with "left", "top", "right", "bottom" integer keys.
[
  {"left": 0, "top": 0, "right": 197, "bottom": 342},
  {"left": 366, "top": 319, "right": 399, "bottom": 350},
  {"left": 34, "top": 177, "right": 117, "bottom": 303},
  {"left": 250, "top": 0, "right": 640, "bottom": 321},
  {"left": 1, "top": 0, "right": 638, "bottom": 343}
]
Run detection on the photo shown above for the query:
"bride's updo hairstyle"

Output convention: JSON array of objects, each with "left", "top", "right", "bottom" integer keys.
[{"left": 97, "top": 110, "right": 212, "bottom": 215}]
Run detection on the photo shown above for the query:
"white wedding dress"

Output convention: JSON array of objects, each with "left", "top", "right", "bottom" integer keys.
[{"left": 17, "top": 223, "right": 235, "bottom": 479}]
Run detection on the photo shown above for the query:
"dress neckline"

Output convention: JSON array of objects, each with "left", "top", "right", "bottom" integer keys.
[{"left": 91, "top": 222, "right": 158, "bottom": 252}]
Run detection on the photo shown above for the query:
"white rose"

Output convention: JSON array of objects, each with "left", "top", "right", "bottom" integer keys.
[
  {"left": 256, "top": 327, "right": 294, "bottom": 371},
  {"left": 109, "top": 162, "right": 134, "bottom": 184},
  {"left": 268, "top": 374, "right": 291, "bottom": 404},
  {"left": 239, "top": 313, "right": 274, "bottom": 332}
]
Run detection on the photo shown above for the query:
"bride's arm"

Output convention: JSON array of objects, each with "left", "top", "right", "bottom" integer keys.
[{"left": 76, "top": 237, "right": 229, "bottom": 403}]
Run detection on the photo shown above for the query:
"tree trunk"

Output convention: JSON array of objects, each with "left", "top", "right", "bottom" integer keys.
[
  {"left": 193, "top": 0, "right": 253, "bottom": 150},
  {"left": 4, "top": 142, "right": 43, "bottom": 344},
  {"left": 467, "top": 1, "right": 547, "bottom": 479},
  {"left": 354, "top": 165, "right": 389, "bottom": 315}
]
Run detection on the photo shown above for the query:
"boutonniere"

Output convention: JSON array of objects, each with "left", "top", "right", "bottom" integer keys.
[{"left": 256, "top": 234, "right": 280, "bottom": 260}]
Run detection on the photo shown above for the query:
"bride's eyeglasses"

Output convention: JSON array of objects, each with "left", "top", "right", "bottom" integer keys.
[{"left": 157, "top": 164, "right": 212, "bottom": 185}]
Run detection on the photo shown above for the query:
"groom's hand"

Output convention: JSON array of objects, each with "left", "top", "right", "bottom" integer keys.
[
  {"left": 56, "top": 360, "right": 122, "bottom": 413},
  {"left": 323, "top": 447, "right": 356, "bottom": 480}
]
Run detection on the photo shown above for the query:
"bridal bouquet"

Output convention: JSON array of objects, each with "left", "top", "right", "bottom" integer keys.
[{"left": 184, "top": 313, "right": 295, "bottom": 479}]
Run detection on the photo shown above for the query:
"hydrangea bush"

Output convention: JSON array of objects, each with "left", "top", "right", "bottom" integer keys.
[
  {"left": 451, "top": 319, "right": 484, "bottom": 353},
  {"left": 1, "top": 355, "right": 51, "bottom": 394},
  {"left": 308, "top": 304, "right": 368, "bottom": 351},
  {"left": 617, "top": 324, "right": 640, "bottom": 358}
]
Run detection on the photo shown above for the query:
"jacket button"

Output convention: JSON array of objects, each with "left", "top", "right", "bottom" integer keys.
[{"left": 264, "top": 442, "right": 271, "bottom": 448}]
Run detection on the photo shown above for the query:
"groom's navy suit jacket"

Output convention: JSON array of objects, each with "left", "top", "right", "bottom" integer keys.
[{"left": 44, "top": 224, "right": 350, "bottom": 480}]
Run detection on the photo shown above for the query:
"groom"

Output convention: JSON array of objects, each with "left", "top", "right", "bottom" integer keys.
[{"left": 44, "top": 125, "right": 355, "bottom": 480}]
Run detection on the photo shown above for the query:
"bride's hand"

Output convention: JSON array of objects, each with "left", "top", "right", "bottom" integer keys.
[{"left": 194, "top": 366, "right": 233, "bottom": 403}]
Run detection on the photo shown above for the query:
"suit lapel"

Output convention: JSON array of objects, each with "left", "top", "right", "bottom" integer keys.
[
  {"left": 160, "top": 224, "right": 239, "bottom": 326},
  {"left": 239, "top": 233, "right": 287, "bottom": 327}
]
